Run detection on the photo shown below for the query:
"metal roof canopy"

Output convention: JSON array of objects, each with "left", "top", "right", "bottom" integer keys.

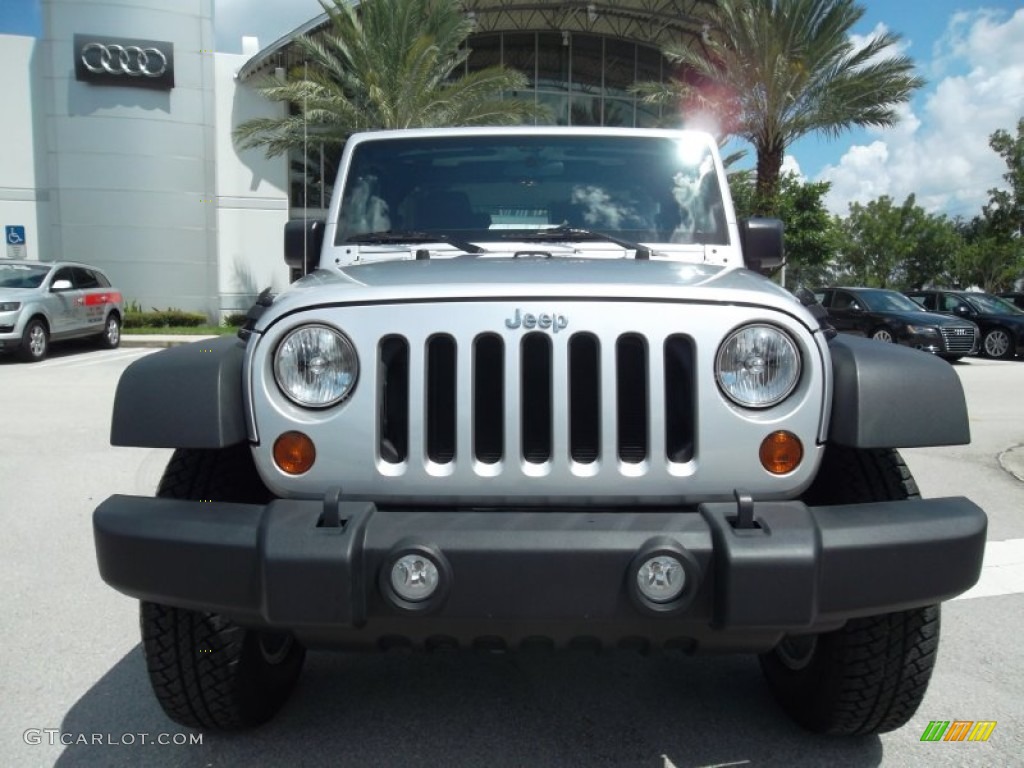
[{"left": 236, "top": 0, "right": 713, "bottom": 81}]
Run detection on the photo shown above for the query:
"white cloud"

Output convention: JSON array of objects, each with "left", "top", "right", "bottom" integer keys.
[
  {"left": 780, "top": 154, "right": 804, "bottom": 181},
  {"left": 848, "top": 22, "right": 913, "bottom": 67},
  {"left": 214, "top": 0, "right": 324, "bottom": 53},
  {"left": 819, "top": 8, "right": 1024, "bottom": 218}
]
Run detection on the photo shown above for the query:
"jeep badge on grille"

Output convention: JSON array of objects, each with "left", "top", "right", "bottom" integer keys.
[{"left": 505, "top": 309, "right": 569, "bottom": 333}]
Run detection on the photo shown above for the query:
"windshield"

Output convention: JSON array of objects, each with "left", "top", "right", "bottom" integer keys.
[
  {"left": 965, "top": 293, "right": 1024, "bottom": 315},
  {"left": 335, "top": 134, "right": 728, "bottom": 247},
  {"left": 0, "top": 263, "right": 50, "bottom": 289},
  {"left": 857, "top": 289, "right": 925, "bottom": 313}
]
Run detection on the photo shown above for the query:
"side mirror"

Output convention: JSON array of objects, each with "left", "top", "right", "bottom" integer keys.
[
  {"left": 791, "top": 287, "right": 819, "bottom": 307},
  {"left": 791, "top": 286, "right": 836, "bottom": 338},
  {"left": 739, "top": 217, "right": 784, "bottom": 273},
  {"left": 51, "top": 279, "right": 73, "bottom": 291},
  {"left": 953, "top": 305, "right": 972, "bottom": 316},
  {"left": 284, "top": 218, "right": 326, "bottom": 274}
]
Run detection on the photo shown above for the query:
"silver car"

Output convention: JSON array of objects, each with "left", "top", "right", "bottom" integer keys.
[{"left": 0, "top": 260, "right": 123, "bottom": 362}]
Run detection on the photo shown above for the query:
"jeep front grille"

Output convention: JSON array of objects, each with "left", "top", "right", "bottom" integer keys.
[
  {"left": 377, "top": 331, "right": 695, "bottom": 471},
  {"left": 940, "top": 327, "right": 976, "bottom": 354}
]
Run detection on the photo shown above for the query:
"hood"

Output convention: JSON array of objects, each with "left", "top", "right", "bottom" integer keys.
[
  {"left": 0, "top": 287, "right": 36, "bottom": 302},
  {"left": 258, "top": 259, "right": 813, "bottom": 329},
  {"left": 878, "top": 309, "right": 976, "bottom": 328}
]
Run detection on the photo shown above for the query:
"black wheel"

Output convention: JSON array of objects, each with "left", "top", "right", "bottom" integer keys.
[
  {"left": 19, "top": 317, "right": 49, "bottom": 362},
  {"left": 870, "top": 328, "right": 895, "bottom": 343},
  {"left": 141, "top": 445, "right": 305, "bottom": 730},
  {"left": 982, "top": 328, "right": 1013, "bottom": 359},
  {"left": 98, "top": 312, "right": 121, "bottom": 349},
  {"left": 760, "top": 446, "right": 940, "bottom": 736}
]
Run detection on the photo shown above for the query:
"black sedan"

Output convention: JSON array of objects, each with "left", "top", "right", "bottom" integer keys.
[
  {"left": 905, "top": 289, "right": 1024, "bottom": 359},
  {"left": 815, "top": 287, "right": 979, "bottom": 361},
  {"left": 998, "top": 291, "right": 1024, "bottom": 311}
]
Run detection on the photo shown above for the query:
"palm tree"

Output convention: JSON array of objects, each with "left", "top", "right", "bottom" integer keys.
[
  {"left": 233, "top": 0, "right": 541, "bottom": 158},
  {"left": 636, "top": 0, "right": 923, "bottom": 213}
]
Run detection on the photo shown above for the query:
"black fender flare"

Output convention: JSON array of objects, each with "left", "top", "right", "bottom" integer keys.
[
  {"left": 828, "top": 335, "right": 970, "bottom": 448},
  {"left": 111, "top": 336, "right": 248, "bottom": 448}
]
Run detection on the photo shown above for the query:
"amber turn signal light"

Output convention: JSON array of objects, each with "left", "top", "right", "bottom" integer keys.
[
  {"left": 273, "top": 431, "right": 316, "bottom": 475},
  {"left": 759, "top": 431, "right": 803, "bottom": 475}
]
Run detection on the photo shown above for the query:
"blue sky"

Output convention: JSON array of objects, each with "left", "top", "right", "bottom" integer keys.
[
  {"left": 784, "top": 1, "right": 1024, "bottom": 218},
  {"left": 2, "top": 0, "right": 1022, "bottom": 219}
]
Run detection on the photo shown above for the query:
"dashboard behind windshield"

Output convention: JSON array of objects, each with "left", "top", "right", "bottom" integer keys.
[{"left": 335, "top": 134, "right": 729, "bottom": 247}]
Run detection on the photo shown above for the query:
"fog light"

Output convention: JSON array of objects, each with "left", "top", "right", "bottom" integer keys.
[
  {"left": 273, "top": 431, "right": 316, "bottom": 475},
  {"left": 390, "top": 555, "right": 440, "bottom": 602},
  {"left": 636, "top": 555, "right": 685, "bottom": 603},
  {"left": 759, "top": 431, "right": 803, "bottom": 475}
]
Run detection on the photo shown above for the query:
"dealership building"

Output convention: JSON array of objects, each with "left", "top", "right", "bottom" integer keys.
[{"left": 0, "top": 0, "right": 706, "bottom": 318}]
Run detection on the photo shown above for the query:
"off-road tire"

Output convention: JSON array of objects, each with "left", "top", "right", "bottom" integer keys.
[
  {"left": 141, "top": 445, "right": 305, "bottom": 730},
  {"left": 760, "top": 446, "right": 940, "bottom": 736},
  {"left": 156, "top": 443, "right": 274, "bottom": 504}
]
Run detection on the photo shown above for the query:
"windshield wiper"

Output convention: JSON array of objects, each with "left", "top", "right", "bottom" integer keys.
[
  {"left": 346, "top": 230, "right": 485, "bottom": 254},
  {"left": 502, "top": 225, "right": 655, "bottom": 260}
]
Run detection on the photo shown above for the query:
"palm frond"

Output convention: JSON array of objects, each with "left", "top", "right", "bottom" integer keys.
[
  {"left": 233, "top": 0, "right": 538, "bottom": 156},
  {"left": 640, "top": 0, "right": 923, "bottom": 208}
]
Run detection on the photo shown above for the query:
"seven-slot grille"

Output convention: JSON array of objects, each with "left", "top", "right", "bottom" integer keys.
[
  {"left": 377, "top": 331, "right": 696, "bottom": 471},
  {"left": 940, "top": 326, "right": 976, "bottom": 354}
]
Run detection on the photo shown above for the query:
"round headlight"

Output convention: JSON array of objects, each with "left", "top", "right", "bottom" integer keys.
[
  {"left": 274, "top": 324, "right": 358, "bottom": 407},
  {"left": 716, "top": 324, "right": 800, "bottom": 408}
]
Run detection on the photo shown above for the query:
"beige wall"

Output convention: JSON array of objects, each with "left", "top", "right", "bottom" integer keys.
[
  {"left": 213, "top": 52, "right": 289, "bottom": 314},
  {"left": 0, "top": 3, "right": 291, "bottom": 319},
  {"left": 0, "top": 34, "right": 47, "bottom": 262}
]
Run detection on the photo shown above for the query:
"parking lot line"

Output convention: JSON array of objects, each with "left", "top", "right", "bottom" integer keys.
[
  {"left": 30, "top": 348, "right": 155, "bottom": 369},
  {"left": 952, "top": 538, "right": 1024, "bottom": 601}
]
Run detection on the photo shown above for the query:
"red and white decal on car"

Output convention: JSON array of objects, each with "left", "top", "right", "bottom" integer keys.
[{"left": 84, "top": 292, "right": 122, "bottom": 306}]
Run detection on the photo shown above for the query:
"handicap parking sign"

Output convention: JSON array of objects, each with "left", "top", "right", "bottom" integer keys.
[
  {"left": 6, "top": 225, "right": 25, "bottom": 245},
  {"left": 5, "top": 225, "right": 27, "bottom": 258}
]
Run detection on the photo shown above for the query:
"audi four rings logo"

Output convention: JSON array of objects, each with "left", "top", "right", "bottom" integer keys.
[
  {"left": 81, "top": 43, "right": 167, "bottom": 77},
  {"left": 73, "top": 34, "right": 174, "bottom": 90}
]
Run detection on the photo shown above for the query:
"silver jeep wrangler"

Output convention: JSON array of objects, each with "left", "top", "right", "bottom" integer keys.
[{"left": 94, "top": 127, "right": 986, "bottom": 735}]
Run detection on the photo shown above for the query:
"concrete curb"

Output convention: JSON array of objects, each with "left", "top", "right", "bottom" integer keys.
[
  {"left": 998, "top": 444, "right": 1024, "bottom": 484},
  {"left": 120, "top": 334, "right": 220, "bottom": 349}
]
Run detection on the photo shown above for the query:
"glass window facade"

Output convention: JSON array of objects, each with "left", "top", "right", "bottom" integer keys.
[
  {"left": 466, "top": 32, "right": 666, "bottom": 128},
  {"left": 289, "top": 142, "right": 342, "bottom": 213}
]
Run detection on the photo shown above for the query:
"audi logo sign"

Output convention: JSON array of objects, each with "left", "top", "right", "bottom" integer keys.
[{"left": 74, "top": 34, "right": 174, "bottom": 90}]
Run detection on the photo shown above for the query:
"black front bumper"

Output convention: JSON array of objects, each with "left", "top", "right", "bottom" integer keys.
[{"left": 93, "top": 495, "right": 986, "bottom": 652}]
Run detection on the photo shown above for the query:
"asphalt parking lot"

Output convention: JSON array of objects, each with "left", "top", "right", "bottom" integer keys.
[{"left": 1, "top": 346, "right": 1022, "bottom": 767}]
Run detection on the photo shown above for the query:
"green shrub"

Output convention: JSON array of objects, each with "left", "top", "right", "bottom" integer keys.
[
  {"left": 223, "top": 312, "right": 249, "bottom": 327},
  {"left": 123, "top": 312, "right": 144, "bottom": 329},
  {"left": 123, "top": 308, "right": 208, "bottom": 328}
]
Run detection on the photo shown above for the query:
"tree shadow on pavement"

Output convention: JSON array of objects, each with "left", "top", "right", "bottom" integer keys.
[{"left": 57, "top": 645, "right": 883, "bottom": 768}]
